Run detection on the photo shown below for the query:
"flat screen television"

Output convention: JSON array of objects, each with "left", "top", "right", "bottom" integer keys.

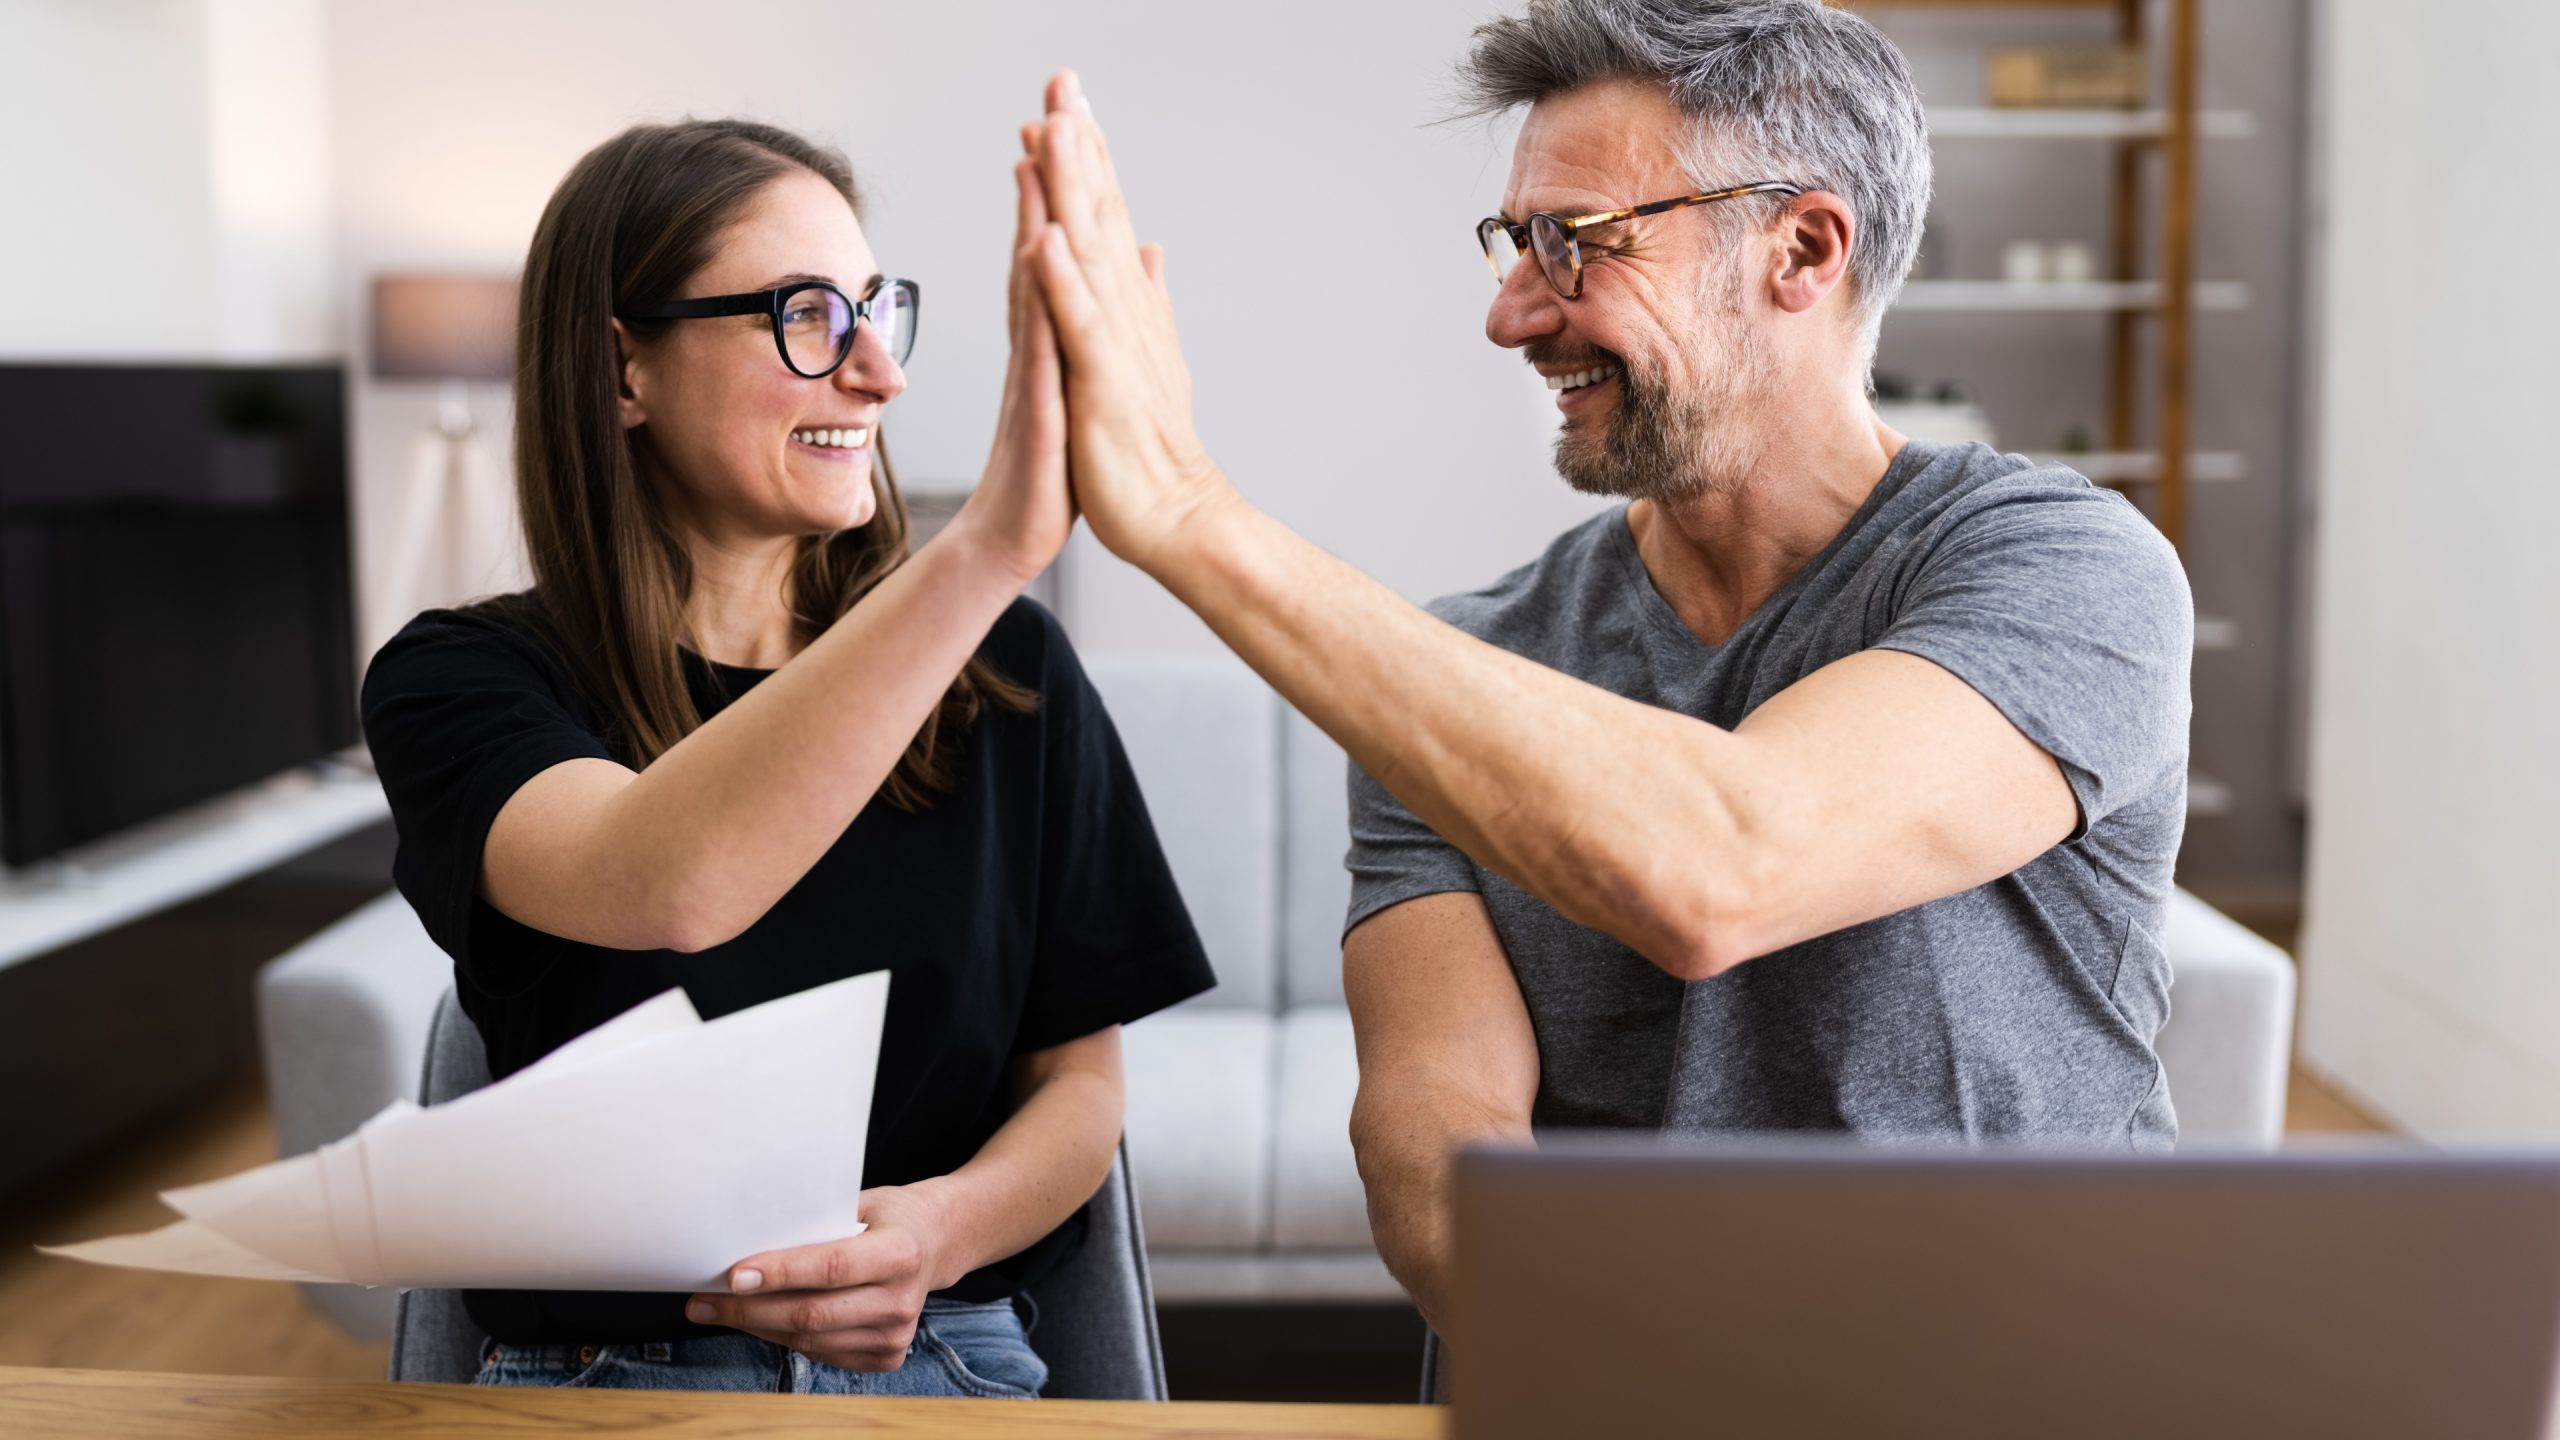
[{"left": 0, "top": 362, "right": 358, "bottom": 870}]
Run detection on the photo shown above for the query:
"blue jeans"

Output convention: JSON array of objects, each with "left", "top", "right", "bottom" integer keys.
[{"left": 473, "top": 1295, "right": 1049, "bottom": 1399}]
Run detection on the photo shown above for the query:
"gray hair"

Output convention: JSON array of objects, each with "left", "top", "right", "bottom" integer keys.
[{"left": 1456, "top": 0, "right": 1932, "bottom": 354}]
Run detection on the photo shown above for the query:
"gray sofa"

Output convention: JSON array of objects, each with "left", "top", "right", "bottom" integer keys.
[{"left": 258, "top": 652, "right": 2300, "bottom": 1336}]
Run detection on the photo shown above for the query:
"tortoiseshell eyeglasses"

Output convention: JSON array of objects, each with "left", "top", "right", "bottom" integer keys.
[{"left": 1477, "top": 181, "right": 1806, "bottom": 300}]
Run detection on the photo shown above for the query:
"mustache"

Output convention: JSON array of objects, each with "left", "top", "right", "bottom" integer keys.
[{"left": 1524, "top": 342, "right": 1626, "bottom": 374}]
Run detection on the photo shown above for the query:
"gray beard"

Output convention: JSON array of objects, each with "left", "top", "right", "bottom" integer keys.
[{"left": 1551, "top": 275, "right": 1775, "bottom": 504}]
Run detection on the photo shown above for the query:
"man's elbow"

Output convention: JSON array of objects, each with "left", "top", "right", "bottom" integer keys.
[{"left": 1625, "top": 867, "right": 1771, "bottom": 983}]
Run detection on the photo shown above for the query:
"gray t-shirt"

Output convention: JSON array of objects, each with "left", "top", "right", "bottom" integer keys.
[{"left": 1346, "top": 440, "right": 2192, "bottom": 1149}]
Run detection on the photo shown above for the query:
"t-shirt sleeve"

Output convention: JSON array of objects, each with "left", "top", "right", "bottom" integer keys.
[
  {"left": 1012, "top": 611, "right": 1217, "bottom": 1055},
  {"left": 1873, "top": 484, "right": 2192, "bottom": 839},
  {"left": 1343, "top": 753, "right": 1482, "bottom": 939},
  {"left": 359, "top": 609, "right": 616, "bottom": 973}
]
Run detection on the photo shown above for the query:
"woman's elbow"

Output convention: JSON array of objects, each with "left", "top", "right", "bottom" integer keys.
[{"left": 639, "top": 882, "right": 754, "bottom": 954}]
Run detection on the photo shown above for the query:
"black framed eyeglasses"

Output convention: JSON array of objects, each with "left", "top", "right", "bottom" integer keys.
[
  {"left": 619, "top": 276, "right": 920, "bottom": 377},
  {"left": 1477, "top": 182, "right": 1805, "bottom": 300}
]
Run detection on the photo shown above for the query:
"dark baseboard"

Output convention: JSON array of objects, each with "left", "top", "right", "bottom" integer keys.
[{"left": 1158, "top": 1302, "right": 1428, "bottom": 1404}]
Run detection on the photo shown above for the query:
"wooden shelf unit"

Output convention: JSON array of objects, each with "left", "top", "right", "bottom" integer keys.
[{"left": 1851, "top": 0, "right": 2219, "bottom": 552}]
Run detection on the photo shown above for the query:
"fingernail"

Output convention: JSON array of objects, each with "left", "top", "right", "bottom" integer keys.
[
  {"left": 686, "top": 1300, "right": 714, "bottom": 1323},
  {"left": 1068, "top": 71, "right": 1090, "bottom": 113},
  {"left": 732, "top": 1267, "right": 764, "bottom": 1294}
]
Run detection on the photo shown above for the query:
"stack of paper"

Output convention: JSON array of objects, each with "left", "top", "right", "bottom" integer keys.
[{"left": 43, "top": 970, "right": 888, "bottom": 1293}]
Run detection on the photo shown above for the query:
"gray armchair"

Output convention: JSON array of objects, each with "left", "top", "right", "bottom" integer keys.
[{"left": 387, "top": 988, "right": 1169, "bottom": 1400}]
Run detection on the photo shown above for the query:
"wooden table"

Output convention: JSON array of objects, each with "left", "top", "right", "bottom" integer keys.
[{"left": 0, "top": 1366, "right": 1448, "bottom": 1438}]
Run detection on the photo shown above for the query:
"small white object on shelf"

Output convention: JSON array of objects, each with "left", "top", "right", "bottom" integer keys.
[
  {"left": 0, "top": 762, "right": 389, "bottom": 974},
  {"left": 2001, "top": 240, "right": 2052, "bottom": 285},
  {"left": 1894, "top": 280, "right": 2251, "bottom": 312}
]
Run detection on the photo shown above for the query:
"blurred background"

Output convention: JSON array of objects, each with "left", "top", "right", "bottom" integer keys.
[{"left": 0, "top": 0, "right": 2550, "bottom": 1403}]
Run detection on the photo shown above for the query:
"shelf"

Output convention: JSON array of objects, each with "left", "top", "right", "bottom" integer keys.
[
  {"left": 0, "top": 762, "right": 389, "bottom": 973},
  {"left": 1895, "top": 281, "right": 2250, "bottom": 312},
  {"left": 2026, "top": 451, "right": 2246, "bottom": 483},
  {"left": 1927, "top": 107, "right": 2256, "bottom": 140}
]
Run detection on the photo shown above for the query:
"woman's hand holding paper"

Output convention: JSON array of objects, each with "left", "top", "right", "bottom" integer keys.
[{"left": 688, "top": 1182, "right": 954, "bottom": 1373}]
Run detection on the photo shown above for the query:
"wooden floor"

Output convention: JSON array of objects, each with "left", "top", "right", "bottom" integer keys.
[
  {"left": 0, "top": 1076, "right": 388, "bottom": 1381},
  {"left": 0, "top": 1061, "right": 2392, "bottom": 1392}
]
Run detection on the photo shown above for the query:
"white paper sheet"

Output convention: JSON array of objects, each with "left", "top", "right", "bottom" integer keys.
[{"left": 41, "top": 970, "right": 886, "bottom": 1292}]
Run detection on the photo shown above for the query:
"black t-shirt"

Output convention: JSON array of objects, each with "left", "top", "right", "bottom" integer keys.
[{"left": 359, "top": 593, "right": 1214, "bottom": 1344}]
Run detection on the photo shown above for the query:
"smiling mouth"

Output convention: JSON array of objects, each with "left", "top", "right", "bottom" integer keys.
[
  {"left": 1545, "top": 364, "right": 1620, "bottom": 392},
  {"left": 791, "top": 427, "right": 870, "bottom": 450}
]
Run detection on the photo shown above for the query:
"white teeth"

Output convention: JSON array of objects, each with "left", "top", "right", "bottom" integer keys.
[
  {"left": 792, "top": 427, "right": 872, "bottom": 449},
  {"left": 1544, "top": 365, "right": 1617, "bottom": 391}
]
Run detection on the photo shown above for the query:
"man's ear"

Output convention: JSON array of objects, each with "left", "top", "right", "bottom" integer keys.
[
  {"left": 610, "top": 318, "right": 649, "bottom": 430},
  {"left": 1771, "top": 191, "right": 1855, "bottom": 317}
]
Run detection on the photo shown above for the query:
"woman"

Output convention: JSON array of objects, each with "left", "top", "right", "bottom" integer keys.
[{"left": 359, "top": 117, "right": 1213, "bottom": 1398}]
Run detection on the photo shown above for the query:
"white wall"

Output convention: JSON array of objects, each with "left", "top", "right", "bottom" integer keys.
[
  {"left": 0, "top": 0, "right": 332, "bottom": 361},
  {"left": 0, "top": 1, "right": 220, "bottom": 357},
  {"left": 203, "top": 0, "right": 333, "bottom": 359},
  {"left": 2296, "top": 0, "right": 2560, "bottom": 1136},
  {"left": 320, "top": 0, "right": 1607, "bottom": 654}
]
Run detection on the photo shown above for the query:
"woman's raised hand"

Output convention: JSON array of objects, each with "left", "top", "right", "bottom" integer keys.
[
  {"left": 1022, "top": 71, "right": 1240, "bottom": 576},
  {"left": 950, "top": 150, "right": 1077, "bottom": 587}
]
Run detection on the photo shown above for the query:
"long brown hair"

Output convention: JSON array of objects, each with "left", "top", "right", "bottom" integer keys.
[{"left": 511, "top": 117, "right": 1030, "bottom": 808}]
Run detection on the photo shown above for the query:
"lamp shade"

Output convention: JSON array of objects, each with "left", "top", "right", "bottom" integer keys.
[{"left": 370, "top": 275, "right": 519, "bottom": 381}]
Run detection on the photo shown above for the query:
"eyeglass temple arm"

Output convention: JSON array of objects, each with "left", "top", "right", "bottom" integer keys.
[
  {"left": 620, "top": 293, "right": 774, "bottom": 321},
  {"left": 1618, "top": 182, "right": 1805, "bottom": 223}
]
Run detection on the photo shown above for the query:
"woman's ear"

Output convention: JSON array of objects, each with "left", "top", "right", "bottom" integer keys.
[
  {"left": 610, "top": 318, "right": 649, "bottom": 430},
  {"left": 1771, "top": 191, "right": 1856, "bottom": 317}
]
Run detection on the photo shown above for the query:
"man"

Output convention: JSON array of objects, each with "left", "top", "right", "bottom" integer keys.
[{"left": 1018, "top": 0, "right": 2189, "bottom": 1331}]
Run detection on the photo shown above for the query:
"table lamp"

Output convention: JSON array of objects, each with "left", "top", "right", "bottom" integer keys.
[{"left": 367, "top": 274, "right": 520, "bottom": 646}]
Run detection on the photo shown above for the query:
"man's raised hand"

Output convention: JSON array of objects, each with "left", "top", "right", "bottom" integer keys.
[{"left": 1021, "top": 70, "right": 1239, "bottom": 576}]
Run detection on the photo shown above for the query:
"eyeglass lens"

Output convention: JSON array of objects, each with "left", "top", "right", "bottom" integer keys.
[
  {"left": 867, "top": 283, "right": 916, "bottom": 368},
  {"left": 1529, "top": 215, "right": 1577, "bottom": 297},
  {"left": 1479, "top": 218, "right": 1579, "bottom": 298},
  {"left": 780, "top": 288, "right": 854, "bottom": 376},
  {"left": 781, "top": 283, "right": 917, "bottom": 377},
  {"left": 1481, "top": 219, "right": 1527, "bottom": 282}
]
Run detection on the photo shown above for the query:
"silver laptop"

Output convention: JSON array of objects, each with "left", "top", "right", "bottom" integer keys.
[{"left": 1449, "top": 1138, "right": 2560, "bottom": 1439}]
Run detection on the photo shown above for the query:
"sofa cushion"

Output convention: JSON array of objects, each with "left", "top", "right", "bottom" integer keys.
[
  {"left": 1282, "top": 712, "right": 1355, "bottom": 1008},
  {"left": 2156, "top": 888, "right": 2298, "bottom": 1146},
  {"left": 1120, "top": 1008, "right": 1274, "bottom": 1249},
  {"left": 256, "top": 890, "right": 453, "bottom": 1157},
  {"left": 1083, "top": 654, "right": 1280, "bottom": 1010},
  {"left": 1271, "top": 1006, "right": 1374, "bottom": 1249},
  {"left": 254, "top": 888, "right": 454, "bottom": 1340}
]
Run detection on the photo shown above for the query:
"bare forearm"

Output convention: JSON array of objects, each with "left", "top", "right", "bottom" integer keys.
[
  {"left": 905, "top": 1051, "right": 1123, "bottom": 1290},
  {"left": 1352, "top": 1086, "right": 1530, "bottom": 1332},
  {"left": 585, "top": 524, "right": 1036, "bottom": 950},
  {"left": 1148, "top": 493, "right": 1749, "bottom": 972}
]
